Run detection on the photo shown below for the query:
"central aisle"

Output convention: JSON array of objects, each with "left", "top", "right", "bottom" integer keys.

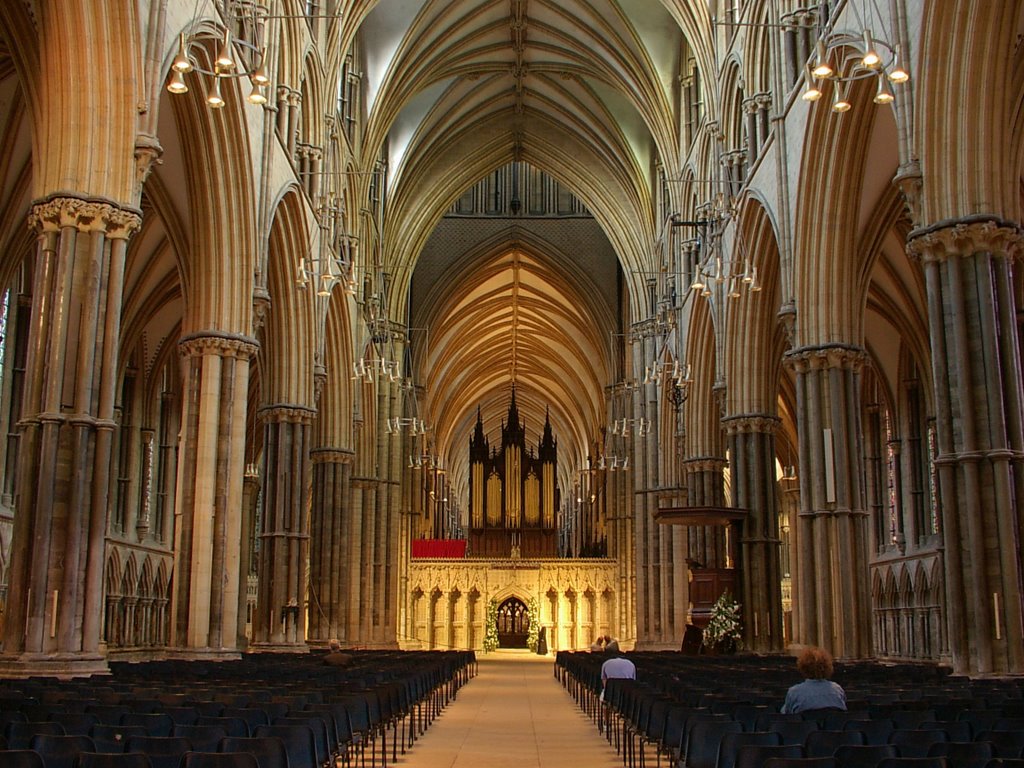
[{"left": 398, "top": 649, "right": 622, "bottom": 768}]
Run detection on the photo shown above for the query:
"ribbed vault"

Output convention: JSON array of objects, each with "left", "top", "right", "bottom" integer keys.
[
  {"left": 350, "top": 0, "right": 705, "bottom": 315},
  {"left": 416, "top": 241, "right": 615, "bottom": 513}
]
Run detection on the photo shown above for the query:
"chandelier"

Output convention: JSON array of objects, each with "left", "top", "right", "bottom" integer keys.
[
  {"left": 673, "top": 193, "right": 761, "bottom": 300},
  {"left": 166, "top": 2, "right": 271, "bottom": 107},
  {"left": 799, "top": 1, "right": 909, "bottom": 111}
]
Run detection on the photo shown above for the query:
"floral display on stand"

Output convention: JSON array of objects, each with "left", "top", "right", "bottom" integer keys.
[{"left": 703, "top": 591, "right": 742, "bottom": 654}]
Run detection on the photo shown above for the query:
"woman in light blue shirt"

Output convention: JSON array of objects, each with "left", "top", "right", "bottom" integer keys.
[{"left": 781, "top": 646, "right": 847, "bottom": 714}]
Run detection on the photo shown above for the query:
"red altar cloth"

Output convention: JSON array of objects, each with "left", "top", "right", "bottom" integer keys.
[{"left": 411, "top": 539, "right": 468, "bottom": 559}]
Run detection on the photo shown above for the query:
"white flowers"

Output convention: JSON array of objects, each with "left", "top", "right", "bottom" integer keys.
[{"left": 704, "top": 591, "right": 742, "bottom": 651}]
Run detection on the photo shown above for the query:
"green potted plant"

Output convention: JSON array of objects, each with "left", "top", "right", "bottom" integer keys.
[
  {"left": 526, "top": 598, "right": 540, "bottom": 652},
  {"left": 483, "top": 598, "right": 500, "bottom": 652},
  {"left": 702, "top": 591, "right": 742, "bottom": 654}
]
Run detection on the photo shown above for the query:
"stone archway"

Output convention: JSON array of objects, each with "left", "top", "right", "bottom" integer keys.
[{"left": 497, "top": 597, "right": 530, "bottom": 648}]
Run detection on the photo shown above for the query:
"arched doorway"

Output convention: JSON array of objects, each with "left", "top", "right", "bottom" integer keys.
[{"left": 497, "top": 597, "right": 530, "bottom": 648}]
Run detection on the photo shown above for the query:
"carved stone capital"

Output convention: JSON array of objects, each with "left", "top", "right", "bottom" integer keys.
[
  {"left": 893, "top": 162, "right": 923, "bottom": 228},
  {"left": 722, "top": 413, "right": 780, "bottom": 435},
  {"left": 908, "top": 216, "right": 1024, "bottom": 264},
  {"left": 314, "top": 363, "right": 327, "bottom": 405},
  {"left": 134, "top": 133, "right": 164, "bottom": 191},
  {"left": 682, "top": 456, "right": 728, "bottom": 473},
  {"left": 179, "top": 331, "right": 260, "bottom": 360},
  {"left": 28, "top": 196, "right": 142, "bottom": 238},
  {"left": 311, "top": 448, "right": 355, "bottom": 465},
  {"left": 252, "top": 286, "right": 271, "bottom": 333},
  {"left": 783, "top": 343, "right": 868, "bottom": 374},
  {"left": 259, "top": 404, "right": 316, "bottom": 425}
]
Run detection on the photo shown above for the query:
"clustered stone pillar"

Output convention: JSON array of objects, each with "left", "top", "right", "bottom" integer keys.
[
  {"left": 682, "top": 457, "right": 729, "bottom": 567},
  {"left": 908, "top": 217, "right": 1024, "bottom": 675},
  {"left": 308, "top": 448, "right": 354, "bottom": 644},
  {"left": 723, "top": 414, "right": 784, "bottom": 652},
  {"left": 0, "top": 197, "right": 140, "bottom": 676},
  {"left": 252, "top": 405, "right": 315, "bottom": 649},
  {"left": 172, "top": 333, "right": 257, "bottom": 656},
  {"left": 785, "top": 344, "right": 872, "bottom": 659}
]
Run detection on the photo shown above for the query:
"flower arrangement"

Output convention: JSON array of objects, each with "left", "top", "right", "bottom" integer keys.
[
  {"left": 703, "top": 591, "right": 742, "bottom": 653},
  {"left": 526, "top": 598, "right": 540, "bottom": 652},
  {"left": 483, "top": 598, "right": 500, "bottom": 652}
]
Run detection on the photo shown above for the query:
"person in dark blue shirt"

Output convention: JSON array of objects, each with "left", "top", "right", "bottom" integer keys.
[{"left": 781, "top": 646, "right": 847, "bottom": 714}]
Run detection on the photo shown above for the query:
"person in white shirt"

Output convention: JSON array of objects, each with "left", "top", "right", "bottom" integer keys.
[{"left": 600, "top": 652, "right": 636, "bottom": 696}]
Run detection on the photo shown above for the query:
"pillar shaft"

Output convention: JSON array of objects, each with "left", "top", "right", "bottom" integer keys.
[
  {"left": 909, "top": 218, "right": 1024, "bottom": 674},
  {"left": 1, "top": 197, "right": 139, "bottom": 676},
  {"left": 723, "top": 414, "right": 785, "bottom": 652},
  {"left": 682, "top": 457, "right": 728, "bottom": 567},
  {"left": 785, "top": 344, "right": 872, "bottom": 659},
  {"left": 171, "top": 333, "right": 256, "bottom": 655},
  {"left": 252, "top": 405, "right": 315, "bottom": 648},
  {"left": 308, "top": 448, "right": 354, "bottom": 643}
]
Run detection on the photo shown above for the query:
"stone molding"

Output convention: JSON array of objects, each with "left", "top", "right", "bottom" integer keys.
[
  {"left": 908, "top": 216, "right": 1024, "bottom": 264},
  {"left": 783, "top": 343, "right": 868, "bottom": 373},
  {"left": 179, "top": 332, "right": 259, "bottom": 360},
  {"left": 722, "top": 413, "right": 780, "bottom": 434},
  {"left": 28, "top": 195, "right": 142, "bottom": 239}
]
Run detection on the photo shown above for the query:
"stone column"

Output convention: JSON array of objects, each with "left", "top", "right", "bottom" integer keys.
[
  {"left": 239, "top": 467, "right": 260, "bottom": 647},
  {"left": 171, "top": 332, "right": 257, "bottom": 656},
  {"left": 682, "top": 457, "right": 728, "bottom": 567},
  {"left": 252, "top": 405, "right": 315, "bottom": 650},
  {"left": 347, "top": 476, "right": 375, "bottom": 643},
  {"left": 723, "top": 414, "right": 785, "bottom": 652},
  {"left": 308, "top": 448, "right": 354, "bottom": 644},
  {"left": 630, "top": 325, "right": 656, "bottom": 645},
  {"left": 0, "top": 197, "right": 139, "bottom": 677},
  {"left": 784, "top": 344, "right": 872, "bottom": 659},
  {"left": 908, "top": 217, "right": 1024, "bottom": 674}
]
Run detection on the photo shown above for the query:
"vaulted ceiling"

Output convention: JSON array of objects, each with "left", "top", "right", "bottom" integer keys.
[{"left": 348, "top": 0, "right": 710, "bottom": 495}]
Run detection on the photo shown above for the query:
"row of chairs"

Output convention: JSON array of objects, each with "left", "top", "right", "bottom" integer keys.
[
  {"left": 555, "top": 652, "right": 1024, "bottom": 768},
  {"left": 0, "top": 750, "right": 260, "bottom": 767},
  {"left": 0, "top": 649, "right": 476, "bottom": 768}
]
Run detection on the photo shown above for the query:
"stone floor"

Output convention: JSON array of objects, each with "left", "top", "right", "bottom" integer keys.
[{"left": 392, "top": 649, "right": 623, "bottom": 768}]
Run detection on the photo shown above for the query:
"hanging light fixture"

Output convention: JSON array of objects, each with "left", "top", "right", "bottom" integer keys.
[
  {"left": 873, "top": 77, "right": 894, "bottom": 105},
  {"left": 167, "top": 4, "right": 271, "bottom": 110},
  {"left": 811, "top": 40, "right": 834, "bottom": 79},
  {"left": 248, "top": 84, "right": 268, "bottom": 105},
  {"left": 167, "top": 69, "right": 189, "bottom": 94},
  {"left": 216, "top": 27, "right": 235, "bottom": 70},
  {"left": 799, "top": 1, "right": 909, "bottom": 113},
  {"left": 172, "top": 33, "right": 194, "bottom": 73},
  {"left": 207, "top": 73, "right": 226, "bottom": 108},
  {"left": 831, "top": 80, "right": 852, "bottom": 113},
  {"left": 801, "top": 66, "right": 823, "bottom": 102}
]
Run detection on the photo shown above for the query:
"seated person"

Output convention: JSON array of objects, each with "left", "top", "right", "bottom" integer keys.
[
  {"left": 603, "top": 634, "right": 620, "bottom": 653},
  {"left": 323, "top": 638, "right": 353, "bottom": 667},
  {"left": 781, "top": 646, "right": 846, "bottom": 713},
  {"left": 600, "top": 649, "right": 635, "bottom": 700},
  {"left": 590, "top": 635, "right": 605, "bottom": 652}
]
